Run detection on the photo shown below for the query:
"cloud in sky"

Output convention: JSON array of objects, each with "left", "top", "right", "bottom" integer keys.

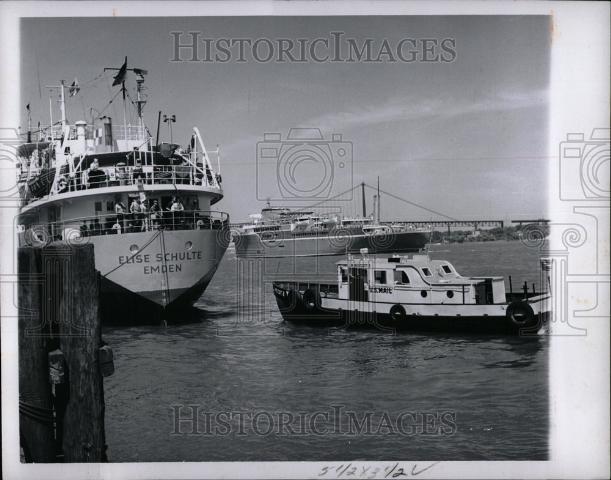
[{"left": 296, "top": 88, "right": 549, "bottom": 134}]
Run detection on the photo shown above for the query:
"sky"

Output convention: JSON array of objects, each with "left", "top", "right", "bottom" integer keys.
[{"left": 21, "top": 16, "right": 551, "bottom": 222}]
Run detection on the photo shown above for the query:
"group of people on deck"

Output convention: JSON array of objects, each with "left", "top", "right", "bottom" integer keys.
[{"left": 79, "top": 196, "right": 209, "bottom": 237}]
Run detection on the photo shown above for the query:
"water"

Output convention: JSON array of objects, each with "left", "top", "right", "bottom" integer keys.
[{"left": 103, "top": 240, "right": 548, "bottom": 461}]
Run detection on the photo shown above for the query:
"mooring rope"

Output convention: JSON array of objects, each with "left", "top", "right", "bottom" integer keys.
[{"left": 19, "top": 399, "right": 54, "bottom": 426}]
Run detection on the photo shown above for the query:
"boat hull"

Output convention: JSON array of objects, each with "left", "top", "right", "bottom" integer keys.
[
  {"left": 235, "top": 230, "right": 430, "bottom": 258},
  {"left": 90, "top": 228, "right": 229, "bottom": 323},
  {"left": 273, "top": 284, "right": 549, "bottom": 335}
]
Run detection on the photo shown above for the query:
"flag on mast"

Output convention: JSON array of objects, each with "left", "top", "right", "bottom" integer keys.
[
  {"left": 69, "top": 78, "right": 80, "bottom": 97},
  {"left": 112, "top": 57, "right": 128, "bottom": 86}
]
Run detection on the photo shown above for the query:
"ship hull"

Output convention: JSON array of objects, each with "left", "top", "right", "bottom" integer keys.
[
  {"left": 235, "top": 230, "right": 429, "bottom": 258},
  {"left": 90, "top": 228, "right": 229, "bottom": 323}
]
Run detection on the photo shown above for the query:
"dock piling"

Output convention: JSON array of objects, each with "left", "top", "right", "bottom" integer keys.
[
  {"left": 18, "top": 243, "right": 109, "bottom": 463},
  {"left": 18, "top": 247, "right": 56, "bottom": 462}
]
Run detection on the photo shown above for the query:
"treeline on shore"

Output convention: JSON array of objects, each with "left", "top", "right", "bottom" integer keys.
[{"left": 439, "top": 224, "right": 550, "bottom": 243}]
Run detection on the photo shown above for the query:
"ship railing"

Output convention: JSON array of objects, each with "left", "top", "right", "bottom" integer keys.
[
  {"left": 23, "top": 210, "right": 230, "bottom": 243},
  {"left": 37, "top": 125, "right": 146, "bottom": 143},
  {"left": 72, "top": 163, "right": 221, "bottom": 191},
  {"left": 111, "top": 125, "right": 147, "bottom": 141},
  {"left": 37, "top": 124, "right": 71, "bottom": 142},
  {"left": 21, "top": 162, "right": 222, "bottom": 205}
]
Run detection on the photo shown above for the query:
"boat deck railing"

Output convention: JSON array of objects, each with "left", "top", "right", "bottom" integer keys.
[
  {"left": 41, "top": 124, "right": 147, "bottom": 143},
  {"left": 274, "top": 281, "right": 340, "bottom": 298},
  {"left": 23, "top": 209, "right": 229, "bottom": 243},
  {"left": 20, "top": 161, "right": 222, "bottom": 206}
]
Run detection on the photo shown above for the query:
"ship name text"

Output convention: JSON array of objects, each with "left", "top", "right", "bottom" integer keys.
[{"left": 117, "top": 250, "right": 203, "bottom": 275}]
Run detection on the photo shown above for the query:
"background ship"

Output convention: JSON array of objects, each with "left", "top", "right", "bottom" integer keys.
[
  {"left": 233, "top": 188, "right": 431, "bottom": 259},
  {"left": 16, "top": 58, "right": 230, "bottom": 322}
]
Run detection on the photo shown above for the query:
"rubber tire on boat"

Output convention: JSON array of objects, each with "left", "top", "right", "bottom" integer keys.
[
  {"left": 389, "top": 304, "right": 407, "bottom": 323},
  {"left": 302, "top": 288, "right": 321, "bottom": 311},
  {"left": 276, "top": 288, "right": 298, "bottom": 316},
  {"left": 506, "top": 301, "right": 536, "bottom": 329},
  {"left": 286, "top": 289, "right": 299, "bottom": 311}
]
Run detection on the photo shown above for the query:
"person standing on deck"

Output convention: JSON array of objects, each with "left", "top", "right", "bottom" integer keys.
[
  {"left": 86, "top": 158, "right": 101, "bottom": 188},
  {"left": 130, "top": 198, "right": 141, "bottom": 230},
  {"left": 150, "top": 199, "right": 161, "bottom": 229},
  {"left": 170, "top": 197, "right": 184, "bottom": 229},
  {"left": 140, "top": 199, "right": 150, "bottom": 231},
  {"left": 115, "top": 199, "right": 126, "bottom": 230}
]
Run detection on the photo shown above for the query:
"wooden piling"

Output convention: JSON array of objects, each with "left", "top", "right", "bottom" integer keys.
[
  {"left": 51, "top": 243, "right": 105, "bottom": 462},
  {"left": 18, "top": 246, "right": 56, "bottom": 462},
  {"left": 19, "top": 243, "right": 109, "bottom": 463}
]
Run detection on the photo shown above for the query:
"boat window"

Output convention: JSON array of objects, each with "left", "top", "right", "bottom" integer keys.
[
  {"left": 394, "top": 270, "right": 410, "bottom": 284},
  {"left": 374, "top": 270, "right": 387, "bottom": 284},
  {"left": 421, "top": 267, "right": 432, "bottom": 277},
  {"left": 340, "top": 267, "right": 348, "bottom": 283},
  {"left": 442, "top": 265, "right": 452, "bottom": 274}
]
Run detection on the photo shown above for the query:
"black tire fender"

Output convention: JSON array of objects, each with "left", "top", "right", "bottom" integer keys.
[
  {"left": 302, "top": 288, "right": 321, "bottom": 311},
  {"left": 389, "top": 304, "right": 407, "bottom": 322},
  {"left": 506, "top": 301, "right": 535, "bottom": 327}
]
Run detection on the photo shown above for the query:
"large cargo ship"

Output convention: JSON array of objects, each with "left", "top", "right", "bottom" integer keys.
[{"left": 16, "top": 59, "right": 230, "bottom": 322}]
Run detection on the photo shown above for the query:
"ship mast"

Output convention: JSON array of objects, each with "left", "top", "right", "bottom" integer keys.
[
  {"left": 377, "top": 176, "right": 381, "bottom": 223},
  {"left": 135, "top": 72, "right": 147, "bottom": 131},
  {"left": 361, "top": 182, "right": 366, "bottom": 218},
  {"left": 104, "top": 58, "right": 149, "bottom": 145},
  {"left": 45, "top": 80, "right": 67, "bottom": 130}
]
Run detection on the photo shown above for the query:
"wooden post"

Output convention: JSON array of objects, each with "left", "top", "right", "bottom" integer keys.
[
  {"left": 19, "top": 243, "right": 109, "bottom": 463},
  {"left": 18, "top": 247, "right": 56, "bottom": 462},
  {"left": 48, "top": 243, "right": 105, "bottom": 462}
]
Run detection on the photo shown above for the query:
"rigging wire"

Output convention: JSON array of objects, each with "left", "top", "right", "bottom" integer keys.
[
  {"left": 101, "top": 229, "right": 162, "bottom": 277},
  {"left": 159, "top": 228, "right": 172, "bottom": 306}
]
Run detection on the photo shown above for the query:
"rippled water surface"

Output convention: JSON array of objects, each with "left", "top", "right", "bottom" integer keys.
[{"left": 103, "top": 241, "right": 548, "bottom": 461}]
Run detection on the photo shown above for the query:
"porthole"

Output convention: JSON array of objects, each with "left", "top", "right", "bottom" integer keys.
[
  {"left": 129, "top": 244, "right": 139, "bottom": 253},
  {"left": 447, "top": 291, "right": 454, "bottom": 299},
  {"left": 420, "top": 290, "right": 428, "bottom": 298},
  {"left": 185, "top": 241, "right": 193, "bottom": 250}
]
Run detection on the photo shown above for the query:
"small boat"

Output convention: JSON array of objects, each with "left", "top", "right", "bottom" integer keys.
[{"left": 272, "top": 250, "right": 551, "bottom": 334}]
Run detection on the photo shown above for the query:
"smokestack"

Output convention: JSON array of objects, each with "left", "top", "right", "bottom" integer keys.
[
  {"left": 361, "top": 182, "right": 366, "bottom": 217},
  {"left": 103, "top": 117, "right": 113, "bottom": 147}
]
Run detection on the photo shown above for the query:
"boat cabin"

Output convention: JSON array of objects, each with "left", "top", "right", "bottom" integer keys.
[{"left": 335, "top": 253, "right": 506, "bottom": 305}]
